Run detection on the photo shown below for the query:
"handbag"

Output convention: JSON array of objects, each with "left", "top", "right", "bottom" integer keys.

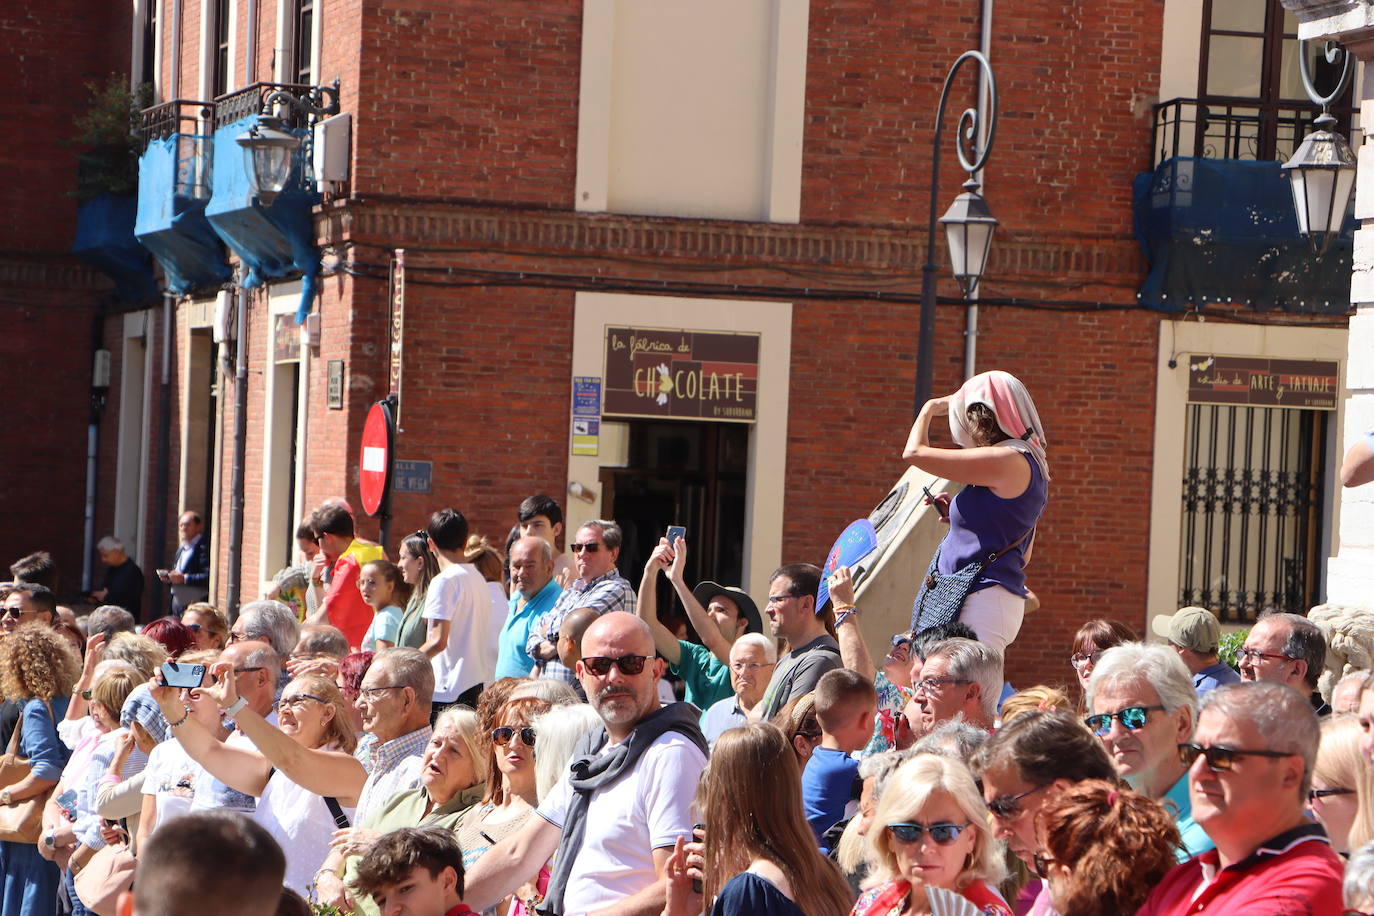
[
  {"left": 910, "top": 529, "right": 1033, "bottom": 635},
  {"left": 0, "top": 700, "right": 56, "bottom": 843},
  {"left": 74, "top": 829, "right": 136, "bottom": 916}
]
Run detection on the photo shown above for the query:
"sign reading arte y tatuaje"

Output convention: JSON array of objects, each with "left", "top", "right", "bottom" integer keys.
[
  {"left": 1187, "top": 355, "right": 1339, "bottom": 410},
  {"left": 602, "top": 326, "right": 760, "bottom": 423}
]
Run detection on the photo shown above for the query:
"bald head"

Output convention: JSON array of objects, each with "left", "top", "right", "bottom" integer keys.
[
  {"left": 581, "top": 611, "right": 655, "bottom": 658},
  {"left": 558, "top": 607, "right": 602, "bottom": 668},
  {"left": 575, "top": 612, "right": 664, "bottom": 739}
]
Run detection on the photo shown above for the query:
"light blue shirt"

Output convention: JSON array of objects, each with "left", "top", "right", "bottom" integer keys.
[
  {"left": 495, "top": 578, "right": 562, "bottom": 679},
  {"left": 1193, "top": 662, "right": 1241, "bottom": 697},
  {"left": 1164, "top": 771, "right": 1214, "bottom": 861}
]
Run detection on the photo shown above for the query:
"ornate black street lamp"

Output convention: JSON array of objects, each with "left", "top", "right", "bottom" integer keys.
[
  {"left": 917, "top": 51, "right": 998, "bottom": 411},
  {"left": 1281, "top": 41, "right": 1356, "bottom": 257},
  {"left": 235, "top": 82, "right": 340, "bottom": 204}
]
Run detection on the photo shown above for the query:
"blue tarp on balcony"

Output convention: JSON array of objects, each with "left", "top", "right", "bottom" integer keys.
[
  {"left": 135, "top": 133, "right": 232, "bottom": 294},
  {"left": 73, "top": 193, "right": 159, "bottom": 302},
  {"left": 1132, "top": 157, "right": 1355, "bottom": 315},
  {"left": 205, "top": 113, "right": 319, "bottom": 322}
]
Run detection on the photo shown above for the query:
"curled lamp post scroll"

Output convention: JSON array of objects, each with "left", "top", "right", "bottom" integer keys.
[{"left": 916, "top": 51, "right": 999, "bottom": 412}]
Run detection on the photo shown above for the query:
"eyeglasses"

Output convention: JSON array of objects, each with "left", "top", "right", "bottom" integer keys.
[
  {"left": 211, "top": 666, "right": 265, "bottom": 684},
  {"left": 358, "top": 684, "right": 409, "bottom": 701},
  {"left": 581, "top": 655, "right": 649, "bottom": 676},
  {"left": 1069, "top": 651, "right": 1102, "bottom": 669},
  {"left": 1178, "top": 742, "right": 1296, "bottom": 772},
  {"left": 986, "top": 783, "right": 1047, "bottom": 821},
  {"left": 890, "top": 634, "right": 913, "bottom": 648},
  {"left": 492, "top": 726, "right": 537, "bottom": 747},
  {"left": 570, "top": 542, "right": 603, "bottom": 553},
  {"left": 1083, "top": 705, "right": 1165, "bottom": 737},
  {"left": 1032, "top": 852, "right": 1058, "bottom": 880},
  {"left": 1235, "top": 647, "right": 1296, "bottom": 665},
  {"left": 184, "top": 623, "right": 202, "bottom": 632},
  {"left": 1309, "top": 787, "right": 1356, "bottom": 803},
  {"left": 765, "top": 593, "right": 798, "bottom": 605},
  {"left": 0, "top": 606, "right": 34, "bottom": 619},
  {"left": 729, "top": 661, "right": 772, "bottom": 673},
  {"left": 914, "top": 676, "right": 971, "bottom": 696},
  {"left": 279, "top": 693, "right": 327, "bottom": 712},
  {"left": 885, "top": 822, "right": 970, "bottom": 845}
]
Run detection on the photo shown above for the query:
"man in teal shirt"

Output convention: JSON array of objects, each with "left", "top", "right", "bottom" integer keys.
[
  {"left": 495, "top": 536, "right": 562, "bottom": 679},
  {"left": 637, "top": 535, "right": 762, "bottom": 711}
]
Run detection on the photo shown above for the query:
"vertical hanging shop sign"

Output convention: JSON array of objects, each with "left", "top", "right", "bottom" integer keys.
[{"left": 389, "top": 249, "right": 406, "bottom": 427}]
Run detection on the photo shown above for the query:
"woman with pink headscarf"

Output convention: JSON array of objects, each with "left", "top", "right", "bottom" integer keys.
[{"left": 902, "top": 370, "right": 1049, "bottom": 653}]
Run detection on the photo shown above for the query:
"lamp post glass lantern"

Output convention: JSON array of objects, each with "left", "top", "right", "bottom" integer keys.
[
  {"left": 1282, "top": 40, "right": 1357, "bottom": 256},
  {"left": 235, "top": 117, "right": 302, "bottom": 204},
  {"left": 941, "top": 179, "right": 998, "bottom": 297}
]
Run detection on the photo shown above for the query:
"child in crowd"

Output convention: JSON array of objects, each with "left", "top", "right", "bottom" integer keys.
[
  {"left": 802, "top": 668, "right": 877, "bottom": 847},
  {"left": 357, "top": 559, "right": 409, "bottom": 651}
]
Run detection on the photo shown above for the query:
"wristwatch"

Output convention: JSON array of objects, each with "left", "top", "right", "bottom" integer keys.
[{"left": 223, "top": 696, "right": 249, "bottom": 718}]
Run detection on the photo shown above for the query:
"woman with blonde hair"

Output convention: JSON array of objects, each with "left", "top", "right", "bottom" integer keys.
[
  {"left": 772, "top": 692, "right": 823, "bottom": 766},
  {"left": 997, "top": 685, "right": 1072, "bottom": 725},
  {"left": 664, "top": 722, "right": 854, "bottom": 916},
  {"left": 181, "top": 602, "right": 230, "bottom": 651},
  {"left": 150, "top": 666, "right": 365, "bottom": 896},
  {"left": 855, "top": 753, "right": 1010, "bottom": 916},
  {"left": 1310, "top": 715, "right": 1374, "bottom": 856}
]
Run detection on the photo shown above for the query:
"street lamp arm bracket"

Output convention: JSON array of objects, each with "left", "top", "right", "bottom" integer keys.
[
  {"left": 1298, "top": 40, "right": 1352, "bottom": 111},
  {"left": 260, "top": 81, "right": 341, "bottom": 120},
  {"left": 933, "top": 51, "right": 998, "bottom": 176}
]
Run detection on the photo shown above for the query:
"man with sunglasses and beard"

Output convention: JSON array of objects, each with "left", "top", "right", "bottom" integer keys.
[
  {"left": 463, "top": 612, "right": 707, "bottom": 916},
  {"left": 526, "top": 520, "right": 637, "bottom": 685},
  {"left": 1136, "top": 681, "right": 1342, "bottom": 916}
]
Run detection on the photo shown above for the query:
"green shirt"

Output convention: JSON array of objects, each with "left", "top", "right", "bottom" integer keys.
[{"left": 669, "top": 640, "right": 733, "bottom": 710}]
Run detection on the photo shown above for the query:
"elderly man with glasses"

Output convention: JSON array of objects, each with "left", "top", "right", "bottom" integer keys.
[
  {"left": 1136, "top": 680, "right": 1343, "bottom": 916},
  {"left": 1086, "top": 642, "right": 1212, "bottom": 859},
  {"left": 909, "top": 637, "right": 1002, "bottom": 735},
  {"left": 526, "top": 519, "right": 637, "bottom": 685}
]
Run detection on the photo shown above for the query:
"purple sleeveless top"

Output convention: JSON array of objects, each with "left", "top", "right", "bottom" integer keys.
[{"left": 935, "top": 451, "right": 1047, "bottom": 597}]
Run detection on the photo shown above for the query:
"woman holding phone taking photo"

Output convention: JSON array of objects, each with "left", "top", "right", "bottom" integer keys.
[{"left": 903, "top": 369, "right": 1049, "bottom": 653}]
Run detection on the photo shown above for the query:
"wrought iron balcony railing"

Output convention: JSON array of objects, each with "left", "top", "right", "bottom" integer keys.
[
  {"left": 1151, "top": 97, "right": 1356, "bottom": 168},
  {"left": 138, "top": 99, "right": 215, "bottom": 150}
]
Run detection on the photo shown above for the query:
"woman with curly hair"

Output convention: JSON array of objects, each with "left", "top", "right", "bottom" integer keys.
[
  {"left": 0, "top": 623, "right": 81, "bottom": 916},
  {"left": 1035, "top": 779, "right": 1181, "bottom": 916}
]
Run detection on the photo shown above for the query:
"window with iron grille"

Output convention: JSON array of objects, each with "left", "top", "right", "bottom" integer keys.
[{"left": 1178, "top": 403, "right": 1326, "bottom": 622}]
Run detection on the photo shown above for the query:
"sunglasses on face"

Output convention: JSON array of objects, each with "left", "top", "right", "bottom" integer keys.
[
  {"left": 1178, "top": 742, "right": 1295, "bottom": 772},
  {"left": 279, "top": 693, "right": 327, "bottom": 712},
  {"left": 184, "top": 623, "right": 202, "bottom": 632},
  {"left": 986, "top": 783, "right": 1047, "bottom": 821},
  {"left": 1033, "top": 852, "right": 1058, "bottom": 879},
  {"left": 492, "top": 726, "right": 537, "bottom": 747},
  {"left": 1069, "top": 651, "right": 1102, "bottom": 669},
  {"left": 885, "top": 822, "right": 969, "bottom": 845},
  {"left": 1083, "top": 704, "right": 1165, "bottom": 737},
  {"left": 570, "top": 542, "right": 603, "bottom": 553},
  {"left": 581, "top": 654, "right": 650, "bottom": 676}
]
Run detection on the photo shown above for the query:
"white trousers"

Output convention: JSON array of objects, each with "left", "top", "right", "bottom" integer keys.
[{"left": 959, "top": 585, "right": 1025, "bottom": 656}]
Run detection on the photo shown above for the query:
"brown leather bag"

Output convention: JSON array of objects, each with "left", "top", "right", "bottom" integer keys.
[
  {"left": 73, "top": 837, "right": 136, "bottom": 916},
  {"left": 0, "top": 700, "right": 56, "bottom": 843}
]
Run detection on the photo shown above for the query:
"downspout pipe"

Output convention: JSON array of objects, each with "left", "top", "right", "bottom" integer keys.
[
  {"left": 964, "top": 0, "right": 994, "bottom": 381},
  {"left": 148, "top": 293, "right": 175, "bottom": 621},
  {"left": 82, "top": 312, "right": 108, "bottom": 594},
  {"left": 225, "top": 287, "right": 249, "bottom": 618}
]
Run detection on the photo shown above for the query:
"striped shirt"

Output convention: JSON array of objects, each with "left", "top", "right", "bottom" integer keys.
[
  {"left": 355, "top": 725, "right": 431, "bottom": 825},
  {"left": 525, "top": 570, "right": 637, "bottom": 684}
]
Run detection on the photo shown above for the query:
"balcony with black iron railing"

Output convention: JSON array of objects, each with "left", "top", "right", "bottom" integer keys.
[
  {"left": 1151, "top": 97, "right": 1357, "bottom": 167},
  {"left": 138, "top": 99, "right": 216, "bottom": 150},
  {"left": 212, "top": 81, "right": 331, "bottom": 129}
]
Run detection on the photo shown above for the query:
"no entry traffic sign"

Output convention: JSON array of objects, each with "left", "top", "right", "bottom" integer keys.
[{"left": 359, "top": 400, "right": 395, "bottom": 517}]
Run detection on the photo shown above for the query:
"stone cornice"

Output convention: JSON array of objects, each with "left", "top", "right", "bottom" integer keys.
[
  {"left": 0, "top": 254, "right": 111, "bottom": 296},
  {"left": 314, "top": 199, "right": 1144, "bottom": 286}
]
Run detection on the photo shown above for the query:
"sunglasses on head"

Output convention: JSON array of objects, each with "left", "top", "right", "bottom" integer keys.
[
  {"left": 492, "top": 726, "right": 537, "bottom": 747},
  {"left": 1083, "top": 704, "right": 1164, "bottom": 737},
  {"left": 581, "top": 654, "right": 649, "bottom": 676},
  {"left": 1177, "top": 742, "right": 1295, "bottom": 772},
  {"left": 570, "top": 542, "right": 602, "bottom": 553},
  {"left": 885, "top": 822, "right": 969, "bottom": 845}
]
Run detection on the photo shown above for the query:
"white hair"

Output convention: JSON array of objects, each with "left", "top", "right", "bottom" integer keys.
[
  {"left": 1202, "top": 681, "right": 1319, "bottom": 797},
  {"left": 1088, "top": 642, "right": 1198, "bottom": 722},
  {"left": 1348, "top": 842, "right": 1374, "bottom": 911},
  {"left": 929, "top": 638, "right": 1003, "bottom": 721},
  {"left": 235, "top": 600, "right": 301, "bottom": 658},
  {"left": 97, "top": 536, "right": 125, "bottom": 553},
  {"left": 731, "top": 632, "right": 777, "bottom": 664},
  {"left": 531, "top": 704, "right": 603, "bottom": 802}
]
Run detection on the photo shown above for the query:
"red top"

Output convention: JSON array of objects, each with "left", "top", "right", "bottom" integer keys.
[
  {"left": 444, "top": 906, "right": 476, "bottom": 916},
  {"left": 1135, "top": 824, "right": 1344, "bottom": 916},
  {"left": 321, "top": 551, "right": 373, "bottom": 649}
]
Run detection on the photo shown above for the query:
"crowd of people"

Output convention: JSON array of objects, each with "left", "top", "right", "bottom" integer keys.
[{"left": 0, "top": 370, "right": 1370, "bottom": 916}]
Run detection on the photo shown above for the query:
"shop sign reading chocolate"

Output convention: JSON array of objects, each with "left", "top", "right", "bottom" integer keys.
[{"left": 602, "top": 326, "right": 759, "bottom": 422}]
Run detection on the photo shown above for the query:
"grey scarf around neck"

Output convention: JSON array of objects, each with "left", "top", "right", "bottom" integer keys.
[{"left": 538, "top": 702, "right": 708, "bottom": 916}]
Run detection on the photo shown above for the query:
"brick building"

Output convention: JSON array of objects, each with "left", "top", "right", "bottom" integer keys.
[{"left": 3, "top": 0, "right": 1355, "bottom": 688}]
